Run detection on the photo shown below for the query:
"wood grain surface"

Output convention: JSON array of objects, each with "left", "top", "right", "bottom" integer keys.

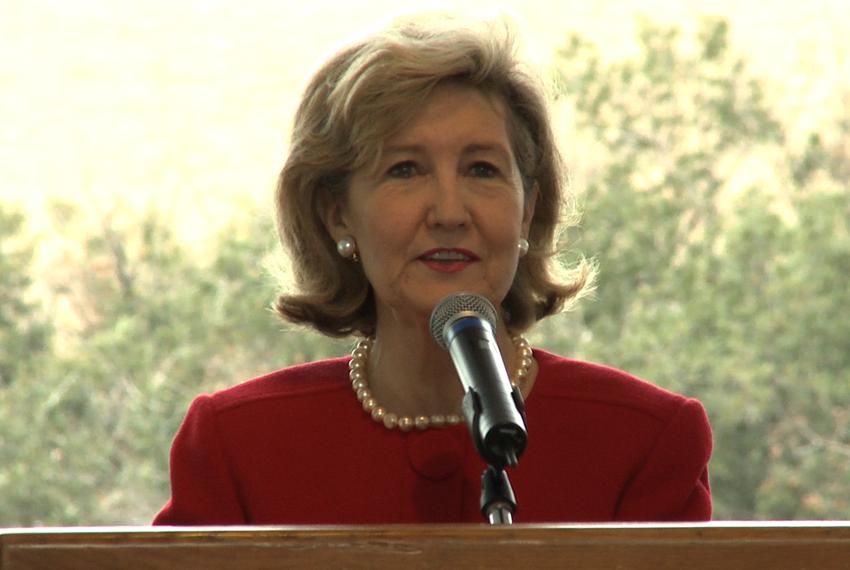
[{"left": 2, "top": 522, "right": 849, "bottom": 569}]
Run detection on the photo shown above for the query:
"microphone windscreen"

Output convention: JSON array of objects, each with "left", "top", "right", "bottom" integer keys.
[{"left": 429, "top": 292, "right": 497, "bottom": 349}]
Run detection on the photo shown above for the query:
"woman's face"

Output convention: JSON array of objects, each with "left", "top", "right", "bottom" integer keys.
[{"left": 325, "top": 83, "right": 536, "bottom": 327}]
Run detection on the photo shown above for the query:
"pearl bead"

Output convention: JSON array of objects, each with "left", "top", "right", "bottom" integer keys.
[
  {"left": 383, "top": 413, "right": 398, "bottom": 429},
  {"left": 337, "top": 236, "right": 357, "bottom": 258}
]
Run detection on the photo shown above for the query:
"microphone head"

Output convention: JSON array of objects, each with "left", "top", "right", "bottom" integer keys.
[{"left": 429, "top": 292, "right": 498, "bottom": 349}]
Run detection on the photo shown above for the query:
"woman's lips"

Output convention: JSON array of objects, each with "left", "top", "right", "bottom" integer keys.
[{"left": 418, "top": 248, "right": 478, "bottom": 273}]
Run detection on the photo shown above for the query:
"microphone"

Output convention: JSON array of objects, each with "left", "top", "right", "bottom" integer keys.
[{"left": 429, "top": 292, "right": 528, "bottom": 468}]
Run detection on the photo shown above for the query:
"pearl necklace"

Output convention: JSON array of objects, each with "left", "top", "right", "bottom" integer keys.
[{"left": 349, "top": 336, "right": 534, "bottom": 431}]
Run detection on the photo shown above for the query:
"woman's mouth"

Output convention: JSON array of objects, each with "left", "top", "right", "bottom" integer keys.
[{"left": 418, "top": 248, "right": 478, "bottom": 273}]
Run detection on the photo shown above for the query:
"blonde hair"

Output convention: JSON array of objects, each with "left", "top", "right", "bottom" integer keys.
[{"left": 274, "top": 16, "right": 592, "bottom": 337}]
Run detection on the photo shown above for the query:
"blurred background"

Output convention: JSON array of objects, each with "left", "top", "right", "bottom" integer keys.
[{"left": 1, "top": 0, "right": 848, "bottom": 524}]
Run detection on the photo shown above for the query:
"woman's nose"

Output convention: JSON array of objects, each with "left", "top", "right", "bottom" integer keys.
[{"left": 426, "top": 173, "right": 470, "bottom": 229}]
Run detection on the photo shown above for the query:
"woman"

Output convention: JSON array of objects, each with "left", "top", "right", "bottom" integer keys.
[{"left": 154, "top": 16, "right": 712, "bottom": 525}]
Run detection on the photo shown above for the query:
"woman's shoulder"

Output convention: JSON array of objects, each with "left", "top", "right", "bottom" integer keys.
[
  {"left": 204, "top": 356, "right": 352, "bottom": 413},
  {"left": 531, "top": 348, "right": 701, "bottom": 421}
]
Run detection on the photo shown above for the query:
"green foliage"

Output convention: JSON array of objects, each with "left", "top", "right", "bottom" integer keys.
[
  {"left": 0, "top": 203, "right": 343, "bottom": 524},
  {"left": 1, "top": 16, "right": 848, "bottom": 524},
  {"left": 536, "top": 17, "right": 850, "bottom": 519},
  {"left": 0, "top": 206, "right": 51, "bottom": 387},
  {"left": 0, "top": 206, "right": 55, "bottom": 522}
]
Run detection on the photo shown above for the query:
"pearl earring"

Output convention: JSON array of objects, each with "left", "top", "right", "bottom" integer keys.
[
  {"left": 337, "top": 236, "right": 359, "bottom": 261},
  {"left": 518, "top": 238, "right": 530, "bottom": 257}
]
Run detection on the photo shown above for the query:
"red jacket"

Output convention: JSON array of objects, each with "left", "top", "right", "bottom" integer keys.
[{"left": 154, "top": 349, "right": 712, "bottom": 524}]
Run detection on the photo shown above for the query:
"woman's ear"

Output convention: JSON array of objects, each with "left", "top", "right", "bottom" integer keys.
[
  {"left": 319, "top": 190, "right": 351, "bottom": 243},
  {"left": 521, "top": 183, "right": 539, "bottom": 235}
]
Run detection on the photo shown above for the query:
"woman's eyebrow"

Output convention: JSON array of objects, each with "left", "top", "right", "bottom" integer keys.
[
  {"left": 380, "top": 141, "right": 513, "bottom": 162},
  {"left": 462, "top": 142, "right": 513, "bottom": 162},
  {"left": 382, "top": 143, "right": 425, "bottom": 156}
]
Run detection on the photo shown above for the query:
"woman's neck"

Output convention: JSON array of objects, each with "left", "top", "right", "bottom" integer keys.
[{"left": 364, "top": 312, "right": 524, "bottom": 419}]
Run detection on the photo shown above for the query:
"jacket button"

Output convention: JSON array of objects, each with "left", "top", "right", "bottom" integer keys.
[{"left": 406, "top": 430, "right": 462, "bottom": 479}]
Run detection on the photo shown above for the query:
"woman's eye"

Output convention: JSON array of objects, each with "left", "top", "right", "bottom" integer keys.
[
  {"left": 387, "top": 161, "right": 418, "bottom": 178},
  {"left": 469, "top": 162, "right": 499, "bottom": 178}
]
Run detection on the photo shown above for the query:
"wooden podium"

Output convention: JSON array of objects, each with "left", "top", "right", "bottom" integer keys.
[{"left": 2, "top": 523, "right": 849, "bottom": 569}]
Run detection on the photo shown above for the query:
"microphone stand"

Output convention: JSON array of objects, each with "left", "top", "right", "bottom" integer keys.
[
  {"left": 462, "top": 384, "right": 527, "bottom": 525},
  {"left": 481, "top": 465, "right": 517, "bottom": 525}
]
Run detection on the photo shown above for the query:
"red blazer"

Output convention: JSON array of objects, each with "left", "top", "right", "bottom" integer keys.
[{"left": 153, "top": 349, "right": 712, "bottom": 524}]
